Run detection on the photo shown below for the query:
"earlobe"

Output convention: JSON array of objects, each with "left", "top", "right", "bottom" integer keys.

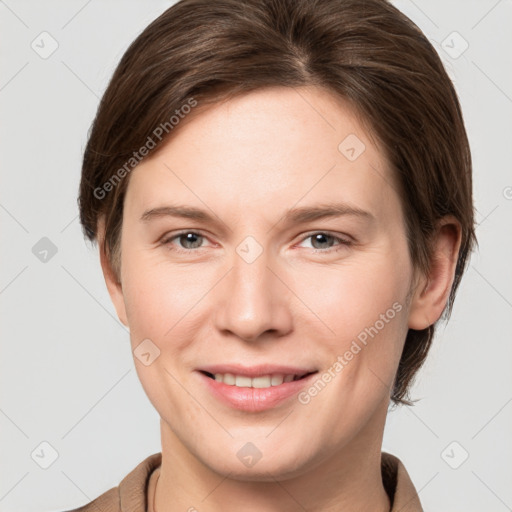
[
  {"left": 407, "top": 216, "right": 462, "bottom": 331},
  {"left": 97, "top": 218, "right": 129, "bottom": 327}
]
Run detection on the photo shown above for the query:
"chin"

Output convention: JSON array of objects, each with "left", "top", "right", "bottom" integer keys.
[
  {"left": 196, "top": 437, "right": 321, "bottom": 482},
  {"left": 207, "top": 457, "right": 310, "bottom": 482}
]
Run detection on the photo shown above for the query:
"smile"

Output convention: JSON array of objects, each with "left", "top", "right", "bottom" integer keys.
[
  {"left": 201, "top": 371, "right": 314, "bottom": 388},
  {"left": 197, "top": 367, "right": 319, "bottom": 412}
]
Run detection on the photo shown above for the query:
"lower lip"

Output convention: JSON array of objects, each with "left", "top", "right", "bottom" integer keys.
[{"left": 197, "top": 371, "right": 318, "bottom": 412}]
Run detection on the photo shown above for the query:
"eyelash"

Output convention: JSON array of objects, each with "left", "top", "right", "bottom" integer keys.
[{"left": 160, "top": 230, "right": 353, "bottom": 254}]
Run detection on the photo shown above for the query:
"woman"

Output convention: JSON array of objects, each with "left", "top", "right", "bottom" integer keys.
[{"left": 73, "top": 0, "right": 477, "bottom": 510}]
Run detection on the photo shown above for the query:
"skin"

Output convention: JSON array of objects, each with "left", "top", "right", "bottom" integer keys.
[{"left": 99, "top": 85, "right": 461, "bottom": 512}]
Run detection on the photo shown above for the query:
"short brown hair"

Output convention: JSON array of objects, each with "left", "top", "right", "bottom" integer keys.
[{"left": 78, "top": 0, "right": 477, "bottom": 404}]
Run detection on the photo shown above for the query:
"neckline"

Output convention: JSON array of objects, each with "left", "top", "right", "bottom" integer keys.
[{"left": 147, "top": 466, "right": 161, "bottom": 512}]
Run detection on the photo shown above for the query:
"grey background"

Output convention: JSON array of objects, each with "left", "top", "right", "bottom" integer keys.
[{"left": 1, "top": 1, "right": 511, "bottom": 510}]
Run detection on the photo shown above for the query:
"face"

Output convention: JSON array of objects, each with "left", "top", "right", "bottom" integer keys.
[{"left": 106, "top": 86, "right": 418, "bottom": 479}]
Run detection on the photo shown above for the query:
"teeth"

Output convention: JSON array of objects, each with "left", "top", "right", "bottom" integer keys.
[
  {"left": 235, "top": 375, "right": 252, "bottom": 387},
  {"left": 211, "top": 372, "right": 303, "bottom": 388},
  {"left": 271, "top": 374, "right": 283, "bottom": 386},
  {"left": 222, "top": 373, "right": 235, "bottom": 385}
]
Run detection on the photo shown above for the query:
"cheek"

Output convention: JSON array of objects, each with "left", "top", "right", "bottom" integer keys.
[
  {"left": 121, "top": 247, "right": 206, "bottom": 340},
  {"left": 292, "top": 255, "right": 411, "bottom": 434},
  {"left": 297, "top": 247, "right": 412, "bottom": 401},
  {"left": 121, "top": 257, "right": 208, "bottom": 416},
  {"left": 300, "top": 253, "right": 411, "bottom": 339}
]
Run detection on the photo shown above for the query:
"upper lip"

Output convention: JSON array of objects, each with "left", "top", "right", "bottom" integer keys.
[{"left": 197, "top": 364, "right": 317, "bottom": 378}]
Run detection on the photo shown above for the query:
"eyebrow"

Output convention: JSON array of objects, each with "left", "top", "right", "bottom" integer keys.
[{"left": 139, "top": 202, "right": 375, "bottom": 227}]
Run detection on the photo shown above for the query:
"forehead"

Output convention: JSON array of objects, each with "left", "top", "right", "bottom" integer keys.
[{"left": 124, "top": 86, "right": 401, "bottom": 224}]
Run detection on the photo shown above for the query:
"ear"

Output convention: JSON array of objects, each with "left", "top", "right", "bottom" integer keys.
[
  {"left": 408, "top": 216, "right": 462, "bottom": 330},
  {"left": 97, "top": 216, "right": 129, "bottom": 327}
]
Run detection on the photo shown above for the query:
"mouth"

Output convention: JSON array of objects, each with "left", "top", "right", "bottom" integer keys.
[
  {"left": 196, "top": 365, "right": 319, "bottom": 412},
  {"left": 199, "top": 370, "right": 317, "bottom": 388}
]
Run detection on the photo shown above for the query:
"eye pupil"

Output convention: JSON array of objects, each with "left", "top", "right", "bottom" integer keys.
[
  {"left": 311, "top": 233, "right": 332, "bottom": 249},
  {"left": 180, "top": 232, "right": 202, "bottom": 248}
]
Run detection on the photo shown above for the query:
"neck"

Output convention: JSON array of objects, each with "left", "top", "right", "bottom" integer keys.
[{"left": 154, "top": 407, "right": 391, "bottom": 512}]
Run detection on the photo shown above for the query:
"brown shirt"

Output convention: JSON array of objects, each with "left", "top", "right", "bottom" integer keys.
[{"left": 64, "top": 452, "right": 423, "bottom": 512}]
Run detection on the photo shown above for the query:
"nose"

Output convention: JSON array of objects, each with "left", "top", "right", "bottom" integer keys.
[{"left": 214, "top": 244, "right": 293, "bottom": 343}]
